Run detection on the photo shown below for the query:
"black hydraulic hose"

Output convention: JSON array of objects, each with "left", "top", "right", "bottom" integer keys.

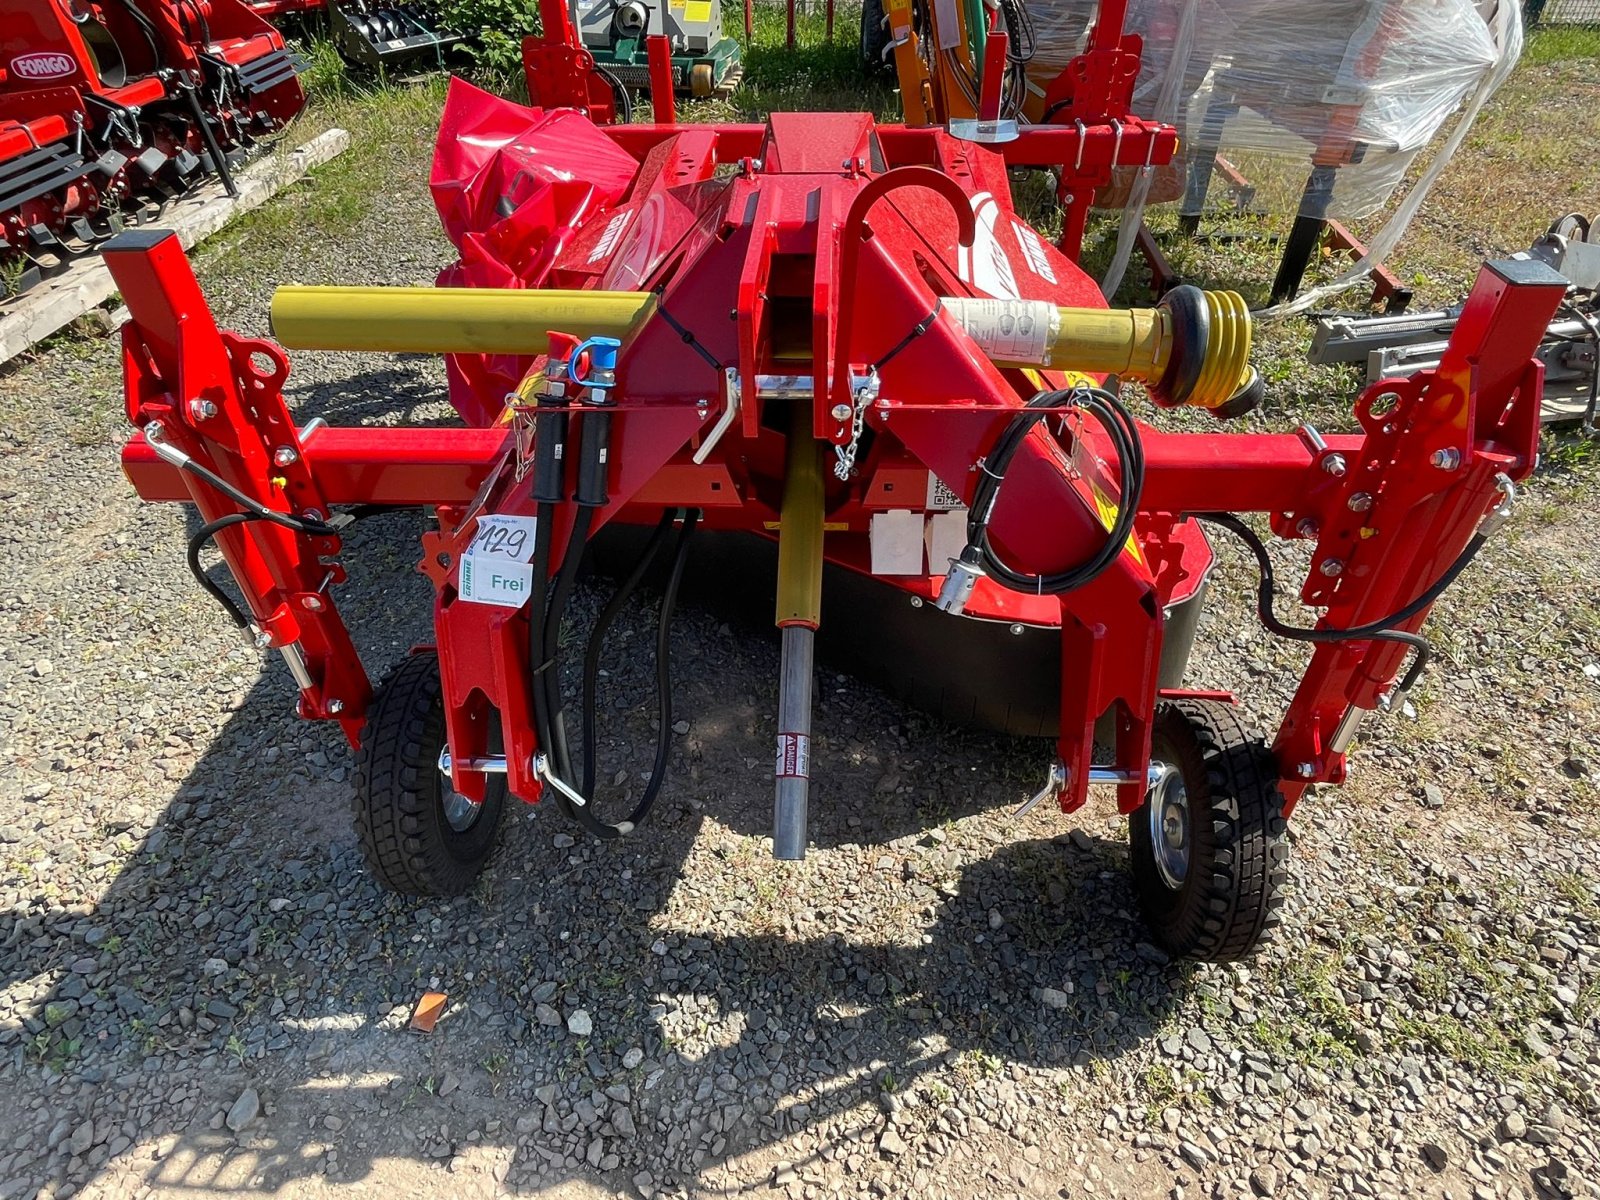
[
  {"left": 1191, "top": 512, "right": 1491, "bottom": 697},
  {"left": 580, "top": 510, "right": 679, "bottom": 797},
  {"left": 558, "top": 509, "right": 700, "bottom": 841},
  {"left": 598, "top": 66, "right": 634, "bottom": 124},
  {"left": 542, "top": 503, "right": 596, "bottom": 782},
  {"left": 186, "top": 511, "right": 260, "bottom": 628},
  {"left": 630, "top": 509, "right": 698, "bottom": 827},
  {"left": 527, "top": 496, "right": 577, "bottom": 822},
  {"left": 113, "top": 0, "right": 165, "bottom": 71},
  {"left": 960, "top": 386, "right": 1145, "bottom": 596}
]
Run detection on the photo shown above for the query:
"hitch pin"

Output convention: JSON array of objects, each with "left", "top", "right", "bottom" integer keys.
[
  {"left": 1478, "top": 473, "right": 1517, "bottom": 538},
  {"left": 532, "top": 753, "right": 589, "bottom": 809},
  {"left": 1014, "top": 760, "right": 1167, "bottom": 817}
]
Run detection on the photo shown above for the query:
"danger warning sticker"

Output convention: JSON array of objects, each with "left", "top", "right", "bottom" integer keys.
[{"left": 775, "top": 733, "right": 810, "bottom": 779}]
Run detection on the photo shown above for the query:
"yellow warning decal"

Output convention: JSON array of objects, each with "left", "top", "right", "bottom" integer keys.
[
  {"left": 1021, "top": 368, "right": 1097, "bottom": 392},
  {"left": 508, "top": 370, "right": 544, "bottom": 415},
  {"left": 1088, "top": 480, "right": 1144, "bottom": 565},
  {"left": 683, "top": 0, "right": 713, "bottom": 19}
]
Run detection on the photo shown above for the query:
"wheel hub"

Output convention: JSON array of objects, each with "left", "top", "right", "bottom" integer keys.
[
  {"left": 443, "top": 787, "right": 483, "bottom": 833},
  {"left": 1148, "top": 765, "right": 1190, "bottom": 889}
]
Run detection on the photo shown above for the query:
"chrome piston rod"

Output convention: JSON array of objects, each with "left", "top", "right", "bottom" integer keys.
[{"left": 773, "top": 626, "right": 814, "bottom": 860}]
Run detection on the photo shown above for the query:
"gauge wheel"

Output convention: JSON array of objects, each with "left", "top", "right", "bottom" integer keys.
[
  {"left": 1129, "top": 699, "right": 1289, "bottom": 962},
  {"left": 353, "top": 650, "right": 506, "bottom": 896},
  {"left": 690, "top": 62, "right": 714, "bottom": 98}
]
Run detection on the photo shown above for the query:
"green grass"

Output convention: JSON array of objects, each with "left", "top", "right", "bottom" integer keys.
[
  {"left": 202, "top": 70, "right": 451, "bottom": 267},
  {"left": 1523, "top": 24, "right": 1600, "bottom": 65}
]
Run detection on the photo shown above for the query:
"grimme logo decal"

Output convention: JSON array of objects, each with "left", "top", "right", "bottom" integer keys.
[{"left": 11, "top": 52, "right": 77, "bottom": 80}]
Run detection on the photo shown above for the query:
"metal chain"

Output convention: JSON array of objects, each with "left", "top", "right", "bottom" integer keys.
[{"left": 833, "top": 369, "right": 881, "bottom": 481}]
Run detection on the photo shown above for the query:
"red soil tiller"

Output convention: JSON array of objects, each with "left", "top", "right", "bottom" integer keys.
[{"left": 1, "top": 0, "right": 303, "bottom": 294}]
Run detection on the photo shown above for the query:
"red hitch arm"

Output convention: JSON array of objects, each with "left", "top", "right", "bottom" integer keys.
[
  {"left": 1268, "top": 258, "right": 1568, "bottom": 808},
  {"left": 106, "top": 230, "right": 373, "bottom": 744}
]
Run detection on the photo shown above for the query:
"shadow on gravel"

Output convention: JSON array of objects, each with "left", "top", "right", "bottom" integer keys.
[
  {"left": 0, "top": 485, "right": 1193, "bottom": 1197},
  {"left": 284, "top": 359, "right": 454, "bottom": 427}
]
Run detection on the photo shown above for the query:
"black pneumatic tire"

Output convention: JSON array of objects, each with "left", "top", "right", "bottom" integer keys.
[
  {"left": 353, "top": 651, "right": 506, "bottom": 896},
  {"left": 860, "top": 0, "right": 892, "bottom": 75},
  {"left": 1130, "top": 699, "right": 1289, "bottom": 962}
]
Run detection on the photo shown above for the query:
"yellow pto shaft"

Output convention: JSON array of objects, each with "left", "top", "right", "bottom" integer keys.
[
  {"left": 942, "top": 286, "right": 1259, "bottom": 414},
  {"left": 269, "top": 287, "right": 656, "bottom": 354},
  {"left": 269, "top": 282, "right": 1258, "bottom": 416}
]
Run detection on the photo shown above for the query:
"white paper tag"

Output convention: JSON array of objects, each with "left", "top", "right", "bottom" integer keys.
[
  {"left": 459, "top": 514, "right": 539, "bottom": 609},
  {"left": 949, "top": 298, "right": 1055, "bottom": 363},
  {"left": 870, "top": 510, "right": 925, "bottom": 576}
]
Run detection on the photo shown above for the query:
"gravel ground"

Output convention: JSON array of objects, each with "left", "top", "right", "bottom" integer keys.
[{"left": 0, "top": 89, "right": 1597, "bottom": 1200}]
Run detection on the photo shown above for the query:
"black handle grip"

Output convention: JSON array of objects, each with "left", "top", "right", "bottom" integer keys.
[
  {"left": 575, "top": 410, "right": 612, "bottom": 508},
  {"left": 532, "top": 403, "right": 568, "bottom": 504}
]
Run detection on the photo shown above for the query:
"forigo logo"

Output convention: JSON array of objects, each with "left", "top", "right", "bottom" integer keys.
[{"left": 11, "top": 52, "right": 78, "bottom": 81}]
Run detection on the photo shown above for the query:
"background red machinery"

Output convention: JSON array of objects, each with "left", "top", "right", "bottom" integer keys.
[
  {"left": 0, "top": 0, "right": 304, "bottom": 295},
  {"left": 103, "top": 23, "right": 1566, "bottom": 962},
  {"left": 243, "top": 0, "right": 465, "bottom": 71}
]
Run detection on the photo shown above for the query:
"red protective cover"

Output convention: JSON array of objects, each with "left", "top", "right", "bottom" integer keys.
[{"left": 430, "top": 78, "right": 640, "bottom": 421}]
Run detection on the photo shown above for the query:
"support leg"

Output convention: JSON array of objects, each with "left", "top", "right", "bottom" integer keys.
[
  {"left": 1271, "top": 163, "right": 1338, "bottom": 304},
  {"left": 773, "top": 626, "right": 815, "bottom": 859},
  {"left": 772, "top": 406, "right": 825, "bottom": 859},
  {"left": 1179, "top": 91, "right": 1236, "bottom": 236}
]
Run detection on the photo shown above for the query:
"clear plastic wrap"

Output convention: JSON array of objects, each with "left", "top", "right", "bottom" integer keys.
[{"left": 1026, "top": 0, "right": 1505, "bottom": 221}]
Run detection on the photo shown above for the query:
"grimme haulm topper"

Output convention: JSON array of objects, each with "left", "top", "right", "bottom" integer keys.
[{"left": 106, "top": 20, "right": 1563, "bottom": 961}]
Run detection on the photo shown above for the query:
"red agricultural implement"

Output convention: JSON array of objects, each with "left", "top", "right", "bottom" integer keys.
[
  {"left": 245, "top": 0, "right": 466, "bottom": 72},
  {"left": 105, "top": 26, "right": 1566, "bottom": 960},
  {"left": 0, "top": 0, "right": 304, "bottom": 295}
]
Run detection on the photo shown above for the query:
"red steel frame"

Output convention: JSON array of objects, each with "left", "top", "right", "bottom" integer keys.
[{"left": 104, "top": 34, "right": 1566, "bottom": 825}]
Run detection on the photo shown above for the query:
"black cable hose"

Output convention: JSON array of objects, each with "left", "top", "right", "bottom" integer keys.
[
  {"left": 1191, "top": 512, "right": 1492, "bottom": 698},
  {"left": 542, "top": 504, "right": 597, "bottom": 783},
  {"left": 966, "top": 386, "right": 1144, "bottom": 596},
  {"left": 172, "top": 454, "right": 338, "bottom": 536},
  {"left": 186, "top": 511, "right": 262, "bottom": 628},
  {"left": 580, "top": 509, "right": 679, "bottom": 798},
  {"left": 184, "top": 504, "right": 397, "bottom": 629},
  {"left": 538, "top": 509, "right": 699, "bottom": 840}
]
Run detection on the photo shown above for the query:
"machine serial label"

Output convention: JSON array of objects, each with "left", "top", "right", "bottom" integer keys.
[
  {"left": 775, "top": 733, "right": 810, "bottom": 779},
  {"left": 925, "top": 473, "right": 963, "bottom": 511},
  {"left": 459, "top": 514, "right": 539, "bottom": 609}
]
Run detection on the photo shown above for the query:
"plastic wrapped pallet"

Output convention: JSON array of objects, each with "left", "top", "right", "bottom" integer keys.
[
  {"left": 1028, "top": 0, "right": 1500, "bottom": 219},
  {"left": 1023, "top": 0, "right": 1521, "bottom": 303}
]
